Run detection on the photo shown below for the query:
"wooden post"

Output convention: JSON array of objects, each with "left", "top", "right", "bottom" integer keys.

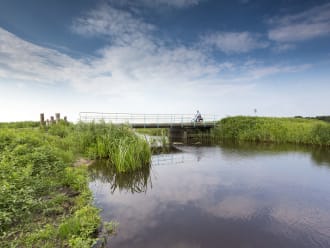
[
  {"left": 64, "top": 116, "right": 67, "bottom": 122},
  {"left": 40, "top": 113, "right": 45, "bottom": 126},
  {"left": 55, "top": 113, "right": 60, "bottom": 124},
  {"left": 50, "top": 116, "right": 55, "bottom": 124}
]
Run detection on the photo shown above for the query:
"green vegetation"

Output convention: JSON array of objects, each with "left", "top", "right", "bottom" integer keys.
[
  {"left": 214, "top": 116, "right": 330, "bottom": 146},
  {"left": 0, "top": 121, "right": 151, "bottom": 247},
  {"left": 74, "top": 122, "right": 151, "bottom": 172},
  {"left": 0, "top": 121, "right": 39, "bottom": 129},
  {"left": 295, "top": 115, "right": 330, "bottom": 123}
]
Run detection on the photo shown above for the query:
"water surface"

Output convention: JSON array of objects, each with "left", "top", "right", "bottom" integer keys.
[{"left": 89, "top": 143, "right": 330, "bottom": 248}]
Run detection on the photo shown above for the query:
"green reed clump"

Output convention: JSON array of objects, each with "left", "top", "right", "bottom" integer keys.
[
  {"left": 214, "top": 116, "right": 330, "bottom": 146},
  {"left": 73, "top": 122, "right": 151, "bottom": 172}
]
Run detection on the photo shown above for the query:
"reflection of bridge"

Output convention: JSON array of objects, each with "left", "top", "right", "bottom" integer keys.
[
  {"left": 152, "top": 154, "right": 186, "bottom": 166},
  {"left": 79, "top": 112, "right": 218, "bottom": 128},
  {"left": 79, "top": 112, "right": 219, "bottom": 143}
]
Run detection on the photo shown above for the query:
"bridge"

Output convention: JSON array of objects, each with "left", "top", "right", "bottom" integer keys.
[
  {"left": 79, "top": 112, "right": 219, "bottom": 128},
  {"left": 79, "top": 112, "right": 220, "bottom": 144}
]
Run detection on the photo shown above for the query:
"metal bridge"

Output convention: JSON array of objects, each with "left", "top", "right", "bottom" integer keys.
[{"left": 79, "top": 112, "right": 219, "bottom": 128}]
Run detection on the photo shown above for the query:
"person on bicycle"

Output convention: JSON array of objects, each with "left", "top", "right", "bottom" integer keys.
[{"left": 195, "top": 110, "right": 203, "bottom": 122}]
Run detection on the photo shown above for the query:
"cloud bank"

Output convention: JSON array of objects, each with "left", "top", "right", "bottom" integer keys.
[
  {"left": 0, "top": 2, "right": 315, "bottom": 120},
  {"left": 268, "top": 3, "right": 330, "bottom": 42},
  {"left": 202, "top": 32, "right": 268, "bottom": 54}
]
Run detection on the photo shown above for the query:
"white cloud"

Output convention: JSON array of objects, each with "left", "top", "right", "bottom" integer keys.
[
  {"left": 0, "top": 28, "right": 77, "bottom": 84},
  {"left": 142, "top": 0, "right": 201, "bottom": 7},
  {"left": 246, "top": 64, "right": 311, "bottom": 80},
  {"left": 268, "top": 3, "right": 330, "bottom": 42},
  {"left": 71, "top": 4, "right": 155, "bottom": 44},
  {"left": 272, "top": 43, "right": 296, "bottom": 53},
  {"left": 0, "top": 4, "right": 318, "bottom": 121},
  {"left": 107, "top": 0, "right": 203, "bottom": 9},
  {"left": 202, "top": 32, "right": 268, "bottom": 54}
]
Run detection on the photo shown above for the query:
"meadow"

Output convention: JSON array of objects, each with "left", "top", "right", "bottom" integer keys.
[
  {"left": 214, "top": 116, "right": 330, "bottom": 146},
  {"left": 0, "top": 121, "right": 150, "bottom": 247}
]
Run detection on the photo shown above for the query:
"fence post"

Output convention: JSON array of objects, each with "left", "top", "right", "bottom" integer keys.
[
  {"left": 157, "top": 114, "right": 159, "bottom": 128},
  {"left": 55, "top": 113, "right": 60, "bottom": 124},
  {"left": 40, "top": 113, "right": 45, "bottom": 126}
]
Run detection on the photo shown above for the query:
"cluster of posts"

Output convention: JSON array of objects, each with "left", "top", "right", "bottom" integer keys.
[{"left": 40, "top": 113, "right": 67, "bottom": 126}]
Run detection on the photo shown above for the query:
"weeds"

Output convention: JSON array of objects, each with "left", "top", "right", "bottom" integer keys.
[
  {"left": 214, "top": 116, "right": 330, "bottom": 146},
  {"left": 0, "top": 120, "right": 152, "bottom": 246}
]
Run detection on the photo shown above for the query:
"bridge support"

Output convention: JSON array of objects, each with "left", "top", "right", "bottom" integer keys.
[
  {"left": 169, "top": 128, "right": 185, "bottom": 144},
  {"left": 169, "top": 127, "right": 212, "bottom": 144}
]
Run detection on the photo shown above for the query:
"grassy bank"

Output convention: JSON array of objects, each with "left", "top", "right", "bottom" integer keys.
[
  {"left": 0, "top": 121, "right": 151, "bottom": 247},
  {"left": 214, "top": 116, "right": 330, "bottom": 146}
]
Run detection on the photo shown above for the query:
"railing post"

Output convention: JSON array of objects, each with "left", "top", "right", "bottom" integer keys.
[{"left": 144, "top": 114, "right": 146, "bottom": 128}]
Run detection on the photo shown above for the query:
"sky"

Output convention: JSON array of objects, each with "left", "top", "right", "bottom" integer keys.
[{"left": 0, "top": 0, "right": 329, "bottom": 122}]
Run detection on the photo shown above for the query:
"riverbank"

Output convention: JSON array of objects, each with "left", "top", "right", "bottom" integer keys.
[
  {"left": 213, "top": 116, "right": 330, "bottom": 146},
  {"left": 0, "top": 121, "right": 151, "bottom": 247}
]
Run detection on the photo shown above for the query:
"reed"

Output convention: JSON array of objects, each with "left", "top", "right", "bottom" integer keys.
[
  {"left": 214, "top": 116, "right": 330, "bottom": 146},
  {"left": 73, "top": 122, "right": 151, "bottom": 172}
]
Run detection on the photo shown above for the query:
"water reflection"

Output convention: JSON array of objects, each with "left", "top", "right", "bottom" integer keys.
[
  {"left": 218, "top": 141, "right": 330, "bottom": 166},
  {"left": 89, "top": 144, "right": 330, "bottom": 248},
  {"left": 89, "top": 160, "right": 152, "bottom": 193}
]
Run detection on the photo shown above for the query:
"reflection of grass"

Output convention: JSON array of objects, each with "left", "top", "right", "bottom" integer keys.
[
  {"left": 218, "top": 141, "right": 330, "bottom": 166},
  {"left": 89, "top": 160, "right": 151, "bottom": 193},
  {"left": 214, "top": 116, "right": 330, "bottom": 146}
]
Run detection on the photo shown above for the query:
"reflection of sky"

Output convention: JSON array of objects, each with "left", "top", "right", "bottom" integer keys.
[{"left": 89, "top": 146, "right": 330, "bottom": 248}]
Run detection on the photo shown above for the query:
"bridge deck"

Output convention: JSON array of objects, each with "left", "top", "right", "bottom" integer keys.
[
  {"left": 79, "top": 112, "right": 219, "bottom": 128},
  {"left": 130, "top": 122, "right": 215, "bottom": 128}
]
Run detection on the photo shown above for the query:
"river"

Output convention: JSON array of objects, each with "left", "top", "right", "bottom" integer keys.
[{"left": 89, "top": 143, "right": 330, "bottom": 248}]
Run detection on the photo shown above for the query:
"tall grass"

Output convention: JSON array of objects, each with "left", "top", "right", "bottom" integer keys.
[
  {"left": 72, "top": 122, "right": 151, "bottom": 172},
  {"left": 214, "top": 116, "right": 330, "bottom": 146}
]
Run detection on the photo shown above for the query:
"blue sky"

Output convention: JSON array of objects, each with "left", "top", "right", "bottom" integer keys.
[{"left": 0, "top": 0, "right": 329, "bottom": 122}]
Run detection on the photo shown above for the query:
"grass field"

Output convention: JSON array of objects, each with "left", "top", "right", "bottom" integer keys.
[{"left": 214, "top": 116, "right": 330, "bottom": 146}]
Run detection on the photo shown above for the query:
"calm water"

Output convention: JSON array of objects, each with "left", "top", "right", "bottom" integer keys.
[{"left": 89, "top": 143, "right": 330, "bottom": 248}]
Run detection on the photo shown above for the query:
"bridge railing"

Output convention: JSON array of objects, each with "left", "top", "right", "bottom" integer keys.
[{"left": 79, "top": 112, "right": 219, "bottom": 126}]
